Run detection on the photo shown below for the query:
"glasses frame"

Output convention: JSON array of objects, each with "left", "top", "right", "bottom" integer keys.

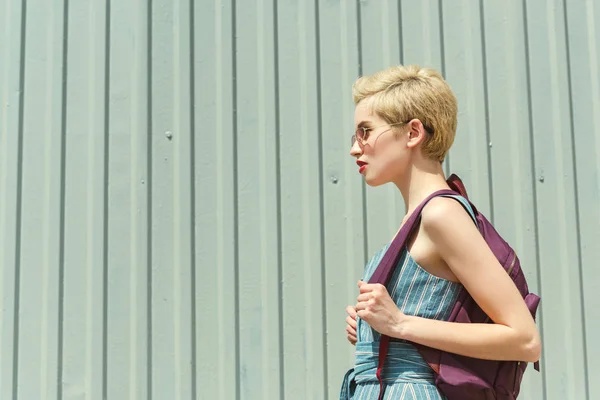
[{"left": 351, "top": 119, "right": 434, "bottom": 150}]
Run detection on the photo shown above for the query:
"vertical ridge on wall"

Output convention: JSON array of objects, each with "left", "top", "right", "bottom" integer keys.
[
  {"left": 187, "top": 1, "right": 197, "bottom": 399},
  {"left": 318, "top": 0, "right": 364, "bottom": 397},
  {"left": 0, "top": 0, "right": 27, "bottom": 397},
  {"left": 562, "top": 2, "right": 588, "bottom": 398},
  {"left": 277, "top": 1, "right": 327, "bottom": 398},
  {"left": 5, "top": 0, "right": 25, "bottom": 398},
  {"left": 441, "top": 0, "right": 492, "bottom": 216},
  {"left": 359, "top": 0, "right": 403, "bottom": 255},
  {"left": 520, "top": 0, "right": 547, "bottom": 398},
  {"left": 194, "top": 0, "right": 238, "bottom": 399},
  {"left": 437, "top": 0, "right": 450, "bottom": 176},
  {"left": 101, "top": 0, "right": 111, "bottom": 398},
  {"left": 106, "top": 0, "right": 151, "bottom": 397},
  {"left": 231, "top": 0, "right": 241, "bottom": 397},
  {"left": 8, "top": 0, "right": 66, "bottom": 398},
  {"left": 145, "top": 0, "right": 154, "bottom": 398},
  {"left": 235, "top": 0, "right": 283, "bottom": 397},
  {"left": 13, "top": 0, "right": 25, "bottom": 395},
  {"left": 273, "top": 0, "right": 286, "bottom": 397},
  {"left": 313, "top": 0, "right": 331, "bottom": 397},
  {"left": 57, "top": 0, "right": 69, "bottom": 397},
  {"left": 481, "top": 0, "right": 539, "bottom": 305},
  {"left": 356, "top": 0, "right": 370, "bottom": 269},
  {"left": 173, "top": 0, "right": 194, "bottom": 398},
  {"left": 60, "top": 0, "right": 110, "bottom": 397},
  {"left": 151, "top": 0, "right": 176, "bottom": 394},
  {"left": 565, "top": 1, "right": 600, "bottom": 399},
  {"left": 561, "top": 0, "right": 589, "bottom": 398},
  {"left": 479, "top": 0, "right": 496, "bottom": 221}
]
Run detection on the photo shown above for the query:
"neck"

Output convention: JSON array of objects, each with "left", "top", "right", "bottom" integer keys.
[{"left": 393, "top": 160, "right": 449, "bottom": 217}]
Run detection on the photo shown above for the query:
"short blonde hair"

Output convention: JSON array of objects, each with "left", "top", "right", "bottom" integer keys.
[{"left": 352, "top": 65, "right": 457, "bottom": 162}]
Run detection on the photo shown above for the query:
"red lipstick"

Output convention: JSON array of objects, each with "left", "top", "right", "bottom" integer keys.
[{"left": 356, "top": 160, "right": 367, "bottom": 174}]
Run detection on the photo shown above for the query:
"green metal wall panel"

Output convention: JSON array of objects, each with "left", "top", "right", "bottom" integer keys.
[{"left": 1, "top": 0, "right": 598, "bottom": 399}]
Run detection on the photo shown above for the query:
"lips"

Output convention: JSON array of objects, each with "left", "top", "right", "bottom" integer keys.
[{"left": 356, "top": 160, "right": 368, "bottom": 174}]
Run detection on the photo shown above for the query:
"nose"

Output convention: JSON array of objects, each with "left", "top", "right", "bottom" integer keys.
[{"left": 350, "top": 140, "right": 362, "bottom": 157}]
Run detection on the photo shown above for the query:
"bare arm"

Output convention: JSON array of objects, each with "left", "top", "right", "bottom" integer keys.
[{"left": 356, "top": 197, "right": 541, "bottom": 362}]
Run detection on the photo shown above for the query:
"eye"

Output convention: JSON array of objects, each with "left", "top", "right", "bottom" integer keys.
[{"left": 362, "top": 127, "right": 372, "bottom": 141}]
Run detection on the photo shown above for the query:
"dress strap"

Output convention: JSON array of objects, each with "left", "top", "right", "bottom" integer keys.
[{"left": 439, "top": 194, "right": 478, "bottom": 227}]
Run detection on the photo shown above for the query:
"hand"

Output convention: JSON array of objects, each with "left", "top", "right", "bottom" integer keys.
[
  {"left": 345, "top": 305, "right": 358, "bottom": 345},
  {"left": 355, "top": 281, "right": 405, "bottom": 338}
]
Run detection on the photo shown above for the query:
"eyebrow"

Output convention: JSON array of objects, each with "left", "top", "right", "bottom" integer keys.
[{"left": 357, "top": 120, "right": 373, "bottom": 128}]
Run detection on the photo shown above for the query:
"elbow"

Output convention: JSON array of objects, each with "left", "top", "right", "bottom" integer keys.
[{"left": 521, "top": 332, "right": 542, "bottom": 363}]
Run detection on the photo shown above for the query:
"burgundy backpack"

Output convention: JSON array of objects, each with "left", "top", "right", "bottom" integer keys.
[{"left": 368, "top": 174, "right": 541, "bottom": 400}]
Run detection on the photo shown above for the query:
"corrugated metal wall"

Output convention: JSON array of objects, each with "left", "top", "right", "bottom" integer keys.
[{"left": 1, "top": 0, "right": 598, "bottom": 399}]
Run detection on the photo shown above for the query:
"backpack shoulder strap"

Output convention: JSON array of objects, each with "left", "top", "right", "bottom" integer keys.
[
  {"left": 368, "top": 189, "right": 456, "bottom": 285},
  {"left": 369, "top": 188, "right": 458, "bottom": 400}
]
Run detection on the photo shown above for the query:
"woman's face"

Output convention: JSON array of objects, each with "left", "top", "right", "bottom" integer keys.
[{"left": 350, "top": 101, "right": 411, "bottom": 187}]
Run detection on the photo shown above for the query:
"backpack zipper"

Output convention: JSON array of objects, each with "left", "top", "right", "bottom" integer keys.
[
  {"left": 507, "top": 252, "right": 517, "bottom": 276},
  {"left": 513, "top": 361, "right": 521, "bottom": 396}
]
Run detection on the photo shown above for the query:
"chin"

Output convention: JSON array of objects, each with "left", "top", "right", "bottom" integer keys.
[{"left": 364, "top": 175, "right": 387, "bottom": 187}]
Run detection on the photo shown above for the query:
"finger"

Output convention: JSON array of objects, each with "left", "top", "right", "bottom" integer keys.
[
  {"left": 346, "top": 305, "right": 357, "bottom": 318},
  {"left": 346, "top": 316, "right": 357, "bottom": 329},
  {"left": 355, "top": 301, "right": 368, "bottom": 311},
  {"left": 346, "top": 325, "right": 356, "bottom": 336},
  {"left": 363, "top": 284, "right": 388, "bottom": 297},
  {"left": 356, "top": 298, "right": 374, "bottom": 311},
  {"left": 358, "top": 280, "right": 378, "bottom": 291},
  {"left": 347, "top": 334, "right": 357, "bottom": 345},
  {"left": 346, "top": 315, "right": 357, "bottom": 328},
  {"left": 356, "top": 309, "right": 368, "bottom": 319},
  {"left": 359, "top": 283, "right": 379, "bottom": 294},
  {"left": 357, "top": 293, "right": 371, "bottom": 302}
]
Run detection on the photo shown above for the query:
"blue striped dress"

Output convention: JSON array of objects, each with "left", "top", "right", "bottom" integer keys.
[{"left": 342, "top": 196, "right": 475, "bottom": 400}]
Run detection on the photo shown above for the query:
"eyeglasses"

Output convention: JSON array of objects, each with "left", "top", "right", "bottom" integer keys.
[{"left": 351, "top": 119, "right": 434, "bottom": 150}]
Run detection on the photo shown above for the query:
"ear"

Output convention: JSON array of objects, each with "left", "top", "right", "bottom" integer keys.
[{"left": 405, "top": 119, "right": 428, "bottom": 149}]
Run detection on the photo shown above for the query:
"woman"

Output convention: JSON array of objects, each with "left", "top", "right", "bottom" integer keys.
[{"left": 342, "top": 65, "right": 541, "bottom": 399}]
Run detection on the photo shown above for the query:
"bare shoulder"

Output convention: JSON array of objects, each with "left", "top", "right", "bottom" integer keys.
[
  {"left": 420, "top": 195, "right": 473, "bottom": 231},
  {"left": 419, "top": 195, "right": 487, "bottom": 271}
]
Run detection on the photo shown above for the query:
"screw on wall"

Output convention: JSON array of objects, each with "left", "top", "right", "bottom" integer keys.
[{"left": 165, "top": 131, "right": 173, "bottom": 140}]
